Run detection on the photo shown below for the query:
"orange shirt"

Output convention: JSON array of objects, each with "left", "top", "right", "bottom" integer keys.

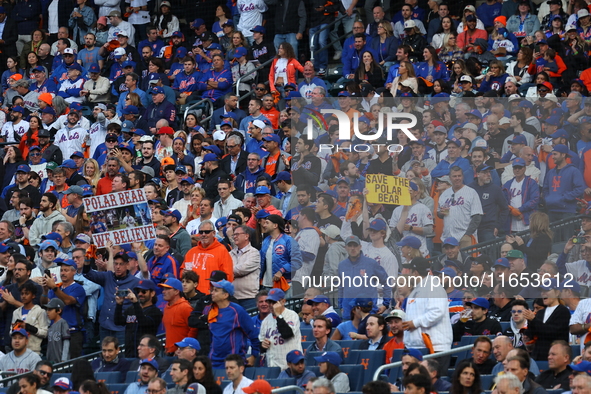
[
  {"left": 261, "top": 107, "right": 280, "bottom": 129},
  {"left": 264, "top": 152, "right": 281, "bottom": 177},
  {"left": 162, "top": 297, "right": 198, "bottom": 353},
  {"left": 383, "top": 337, "right": 405, "bottom": 363},
  {"left": 181, "top": 240, "right": 234, "bottom": 294}
]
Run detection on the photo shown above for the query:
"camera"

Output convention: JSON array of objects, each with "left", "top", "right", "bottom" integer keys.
[
  {"left": 572, "top": 237, "right": 587, "bottom": 244},
  {"left": 116, "top": 289, "right": 129, "bottom": 298}
]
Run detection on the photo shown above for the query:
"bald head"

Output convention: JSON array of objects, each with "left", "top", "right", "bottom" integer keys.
[{"left": 492, "top": 336, "right": 514, "bottom": 362}]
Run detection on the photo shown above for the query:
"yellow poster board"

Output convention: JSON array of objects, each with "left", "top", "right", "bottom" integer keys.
[{"left": 365, "top": 174, "right": 412, "bottom": 205}]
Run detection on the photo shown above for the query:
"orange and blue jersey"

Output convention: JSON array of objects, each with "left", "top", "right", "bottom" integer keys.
[{"left": 147, "top": 252, "right": 179, "bottom": 293}]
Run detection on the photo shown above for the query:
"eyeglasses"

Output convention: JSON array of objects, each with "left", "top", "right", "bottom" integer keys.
[
  {"left": 30, "top": 152, "right": 40, "bottom": 156},
  {"left": 198, "top": 230, "right": 214, "bottom": 234},
  {"left": 226, "top": 145, "right": 237, "bottom": 149},
  {"left": 255, "top": 87, "right": 266, "bottom": 91},
  {"left": 538, "top": 88, "right": 550, "bottom": 93},
  {"left": 511, "top": 310, "right": 523, "bottom": 314},
  {"left": 36, "top": 370, "right": 52, "bottom": 377},
  {"left": 233, "top": 232, "right": 246, "bottom": 237}
]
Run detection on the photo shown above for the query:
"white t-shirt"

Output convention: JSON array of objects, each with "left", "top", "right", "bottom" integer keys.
[
  {"left": 237, "top": 0, "right": 267, "bottom": 37},
  {"left": 274, "top": 58, "right": 288, "bottom": 85},
  {"left": 438, "top": 185, "right": 483, "bottom": 242},
  {"left": 222, "top": 377, "right": 254, "bottom": 394},
  {"left": 389, "top": 202, "right": 433, "bottom": 256},
  {"left": 1, "top": 120, "right": 29, "bottom": 143},
  {"left": 293, "top": 227, "right": 319, "bottom": 284},
  {"left": 509, "top": 178, "right": 527, "bottom": 232}
]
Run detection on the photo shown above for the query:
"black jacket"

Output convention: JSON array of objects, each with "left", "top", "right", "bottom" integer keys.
[
  {"left": 526, "top": 304, "right": 571, "bottom": 361},
  {"left": 0, "top": 18, "right": 18, "bottom": 57},
  {"left": 220, "top": 152, "right": 248, "bottom": 176},
  {"left": 358, "top": 335, "right": 390, "bottom": 350},
  {"left": 452, "top": 317, "right": 503, "bottom": 342},
  {"left": 114, "top": 302, "right": 163, "bottom": 358}
]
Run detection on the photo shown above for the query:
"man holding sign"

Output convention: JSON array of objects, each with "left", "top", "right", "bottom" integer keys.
[
  {"left": 437, "top": 166, "right": 483, "bottom": 249},
  {"left": 389, "top": 181, "right": 434, "bottom": 256}
]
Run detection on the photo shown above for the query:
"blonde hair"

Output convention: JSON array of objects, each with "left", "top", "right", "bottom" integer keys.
[{"left": 83, "top": 158, "right": 101, "bottom": 188}]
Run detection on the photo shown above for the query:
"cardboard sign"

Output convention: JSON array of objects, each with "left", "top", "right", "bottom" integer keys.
[
  {"left": 365, "top": 174, "right": 411, "bottom": 205},
  {"left": 87, "top": 189, "right": 155, "bottom": 247}
]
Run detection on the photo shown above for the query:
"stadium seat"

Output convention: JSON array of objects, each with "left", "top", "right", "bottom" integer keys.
[
  {"left": 267, "top": 379, "right": 296, "bottom": 388},
  {"left": 300, "top": 328, "right": 313, "bottom": 341},
  {"left": 125, "top": 371, "right": 139, "bottom": 383},
  {"left": 163, "top": 373, "right": 173, "bottom": 384},
  {"left": 306, "top": 351, "right": 323, "bottom": 367},
  {"left": 96, "top": 372, "right": 123, "bottom": 384},
  {"left": 302, "top": 341, "right": 314, "bottom": 353},
  {"left": 308, "top": 366, "right": 320, "bottom": 376},
  {"left": 572, "top": 345, "right": 581, "bottom": 357},
  {"left": 252, "top": 367, "right": 281, "bottom": 380},
  {"left": 50, "top": 374, "right": 72, "bottom": 386},
  {"left": 326, "top": 65, "right": 343, "bottom": 83},
  {"left": 337, "top": 340, "right": 363, "bottom": 363},
  {"left": 537, "top": 361, "right": 549, "bottom": 373},
  {"left": 340, "top": 364, "right": 364, "bottom": 391},
  {"left": 213, "top": 369, "right": 227, "bottom": 386},
  {"left": 108, "top": 384, "right": 128, "bottom": 394},
  {"left": 480, "top": 375, "right": 494, "bottom": 390},
  {"left": 351, "top": 350, "right": 386, "bottom": 383}
]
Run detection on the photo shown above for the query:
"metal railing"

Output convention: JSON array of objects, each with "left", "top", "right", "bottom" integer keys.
[
  {"left": 310, "top": 14, "right": 355, "bottom": 63},
  {"left": 430, "top": 214, "right": 583, "bottom": 262},
  {"left": 236, "top": 58, "right": 274, "bottom": 97},
  {"left": 273, "top": 386, "right": 305, "bottom": 394},
  {"left": 183, "top": 97, "right": 214, "bottom": 126},
  {"left": 373, "top": 344, "right": 475, "bottom": 381}
]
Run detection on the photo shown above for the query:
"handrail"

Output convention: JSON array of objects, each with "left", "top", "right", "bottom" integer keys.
[
  {"left": 373, "top": 344, "right": 475, "bottom": 381},
  {"left": 272, "top": 385, "right": 305, "bottom": 394},
  {"left": 183, "top": 98, "right": 214, "bottom": 122},
  {"left": 236, "top": 58, "right": 274, "bottom": 97},
  {"left": 310, "top": 13, "right": 355, "bottom": 62}
]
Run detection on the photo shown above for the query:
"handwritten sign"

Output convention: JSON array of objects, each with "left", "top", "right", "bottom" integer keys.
[
  {"left": 366, "top": 174, "right": 411, "bottom": 205},
  {"left": 87, "top": 189, "right": 155, "bottom": 247}
]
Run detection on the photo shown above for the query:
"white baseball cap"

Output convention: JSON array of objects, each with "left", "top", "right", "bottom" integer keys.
[
  {"left": 404, "top": 20, "right": 416, "bottom": 29},
  {"left": 213, "top": 130, "right": 226, "bottom": 141},
  {"left": 252, "top": 119, "right": 266, "bottom": 129},
  {"left": 63, "top": 48, "right": 76, "bottom": 55}
]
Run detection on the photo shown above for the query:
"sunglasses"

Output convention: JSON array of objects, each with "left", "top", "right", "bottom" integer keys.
[
  {"left": 511, "top": 310, "right": 523, "bottom": 314},
  {"left": 36, "top": 370, "right": 52, "bottom": 377},
  {"left": 198, "top": 230, "right": 214, "bottom": 234},
  {"left": 255, "top": 87, "right": 266, "bottom": 91},
  {"left": 30, "top": 152, "right": 40, "bottom": 157},
  {"left": 137, "top": 289, "right": 150, "bottom": 294}
]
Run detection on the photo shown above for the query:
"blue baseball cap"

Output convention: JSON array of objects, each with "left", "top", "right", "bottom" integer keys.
[
  {"left": 233, "top": 47, "right": 248, "bottom": 58},
  {"left": 443, "top": 259, "right": 461, "bottom": 269},
  {"left": 43, "top": 232, "right": 63, "bottom": 243},
  {"left": 207, "top": 43, "right": 222, "bottom": 51},
  {"left": 68, "top": 63, "right": 82, "bottom": 72},
  {"left": 467, "top": 297, "right": 489, "bottom": 309},
  {"left": 132, "top": 128, "right": 146, "bottom": 136},
  {"left": 369, "top": 218, "right": 387, "bottom": 232},
  {"left": 150, "top": 86, "right": 165, "bottom": 95},
  {"left": 32, "top": 66, "right": 46, "bottom": 73},
  {"left": 250, "top": 25, "right": 266, "bottom": 34},
  {"left": 171, "top": 31, "right": 184, "bottom": 38},
  {"left": 442, "top": 237, "right": 459, "bottom": 247},
  {"left": 448, "top": 138, "right": 462, "bottom": 147},
  {"left": 466, "top": 109, "right": 482, "bottom": 119},
  {"left": 135, "top": 280, "right": 157, "bottom": 291},
  {"left": 544, "top": 116, "right": 561, "bottom": 126},
  {"left": 512, "top": 158, "right": 526, "bottom": 167},
  {"left": 222, "top": 20, "right": 234, "bottom": 27},
  {"left": 350, "top": 298, "right": 373, "bottom": 308},
  {"left": 11, "top": 106, "right": 24, "bottom": 114},
  {"left": 158, "top": 278, "right": 183, "bottom": 291},
  {"left": 267, "top": 288, "right": 285, "bottom": 302},
  {"left": 57, "top": 259, "right": 77, "bottom": 269},
  {"left": 202, "top": 153, "right": 218, "bottom": 163},
  {"left": 202, "top": 145, "right": 222, "bottom": 156},
  {"left": 552, "top": 144, "right": 571, "bottom": 156},
  {"left": 255, "top": 210, "right": 270, "bottom": 219},
  {"left": 286, "top": 350, "right": 305, "bottom": 364},
  {"left": 436, "top": 267, "right": 457, "bottom": 278},
  {"left": 518, "top": 100, "right": 533, "bottom": 109},
  {"left": 263, "top": 134, "right": 281, "bottom": 143},
  {"left": 255, "top": 186, "right": 271, "bottom": 195},
  {"left": 122, "top": 60, "right": 136, "bottom": 69},
  {"left": 396, "top": 236, "right": 421, "bottom": 249},
  {"left": 140, "top": 359, "right": 159, "bottom": 370},
  {"left": 431, "top": 93, "right": 450, "bottom": 105},
  {"left": 560, "top": 280, "right": 581, "bottom": 293},
  {"left": 190, "top": 19, "right": 204, "bottom": 28},
  {"left": 122, "top": 105, "right": 139, "bottom": 115},
  {"left": 180, "top": 176, "right": 195, "bottom": 185},
  {"left": 42, "top": 107, "right": 56, "bottom": 116},
  {"left": 81, "top": 184, "right": 93, "bottom": 197},
  {"left": 175, "top": 165, "right": 187, "bottom": 174},
  {"left": 215, "top": 217, "right": 228, "bottom": 229},
  {"left": 88, "top": 63, "right": 100, "bottom": 73},
  {"left": 314, "top": 351, "right": 342, "bottom": 366},
  {"left": 11, "top": 328, "right": 28, "bottom": 338},
  {"left": 175, "top": 337, "right": 201, "bottom": 350},
  {"left": 70, "top": 151, "right": 84, "bottom": 159},
  {"left": 211, "top": 280, "right": 234, "bottom": 296},
  {"left": 307, "top": 295, "right": 331, "bottom": 305},
  {"left": 550, "top": 129, "right": 569, "bottom": 139},
  {"left": 272, "top": 171, "right": 291, "bottom": 183},
  {"left": 0, "top": 243, "right": 9, "bottom": 253},
  {"left": 358, "top": 116, "right": 371, "bottom": 125},
  {"left": 161, "top": 209, "right": 182, "bottom": 222},
  {"left": 286, "top": 91, "right": 302, "bottom": 100},
  {"left": 493, "top": 257, "right": 510, "bottom": 269},
  {"left": 338, "top": 91, "right": 350, "bottom": 97},
  {"left": 571, "top": 361, "right": 591, "bottom": 375},
  {"left": 16, "top": 164, "right": 30, "bottom": 173},
  {"left": 509, "top": 135, "right": 527, "bottom": 145},
  {"left": 29, "top": 145, "right": 41, "bottom": 152},
  {"left": 403, "top": 348, "right": 423, "bottom": 361},
  {"left": 39, "top": 240, "right": 59, "bottom": 251},
  {"left": 60, "top": 159, "right": 78, "bottom": 169}
]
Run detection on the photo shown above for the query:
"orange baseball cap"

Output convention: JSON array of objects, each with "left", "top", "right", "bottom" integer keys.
[
  {"left": 38, "top": 93, "right": 53, "bottom": 105},
  {"left": 10, "top": 74, "right": 22, "bottom": 81},
  {"left": 161, "top": 157, "right": 175, "bottom": 167},
  {"left": 243, "top": 380, "right": 272, "bottom": 394}
]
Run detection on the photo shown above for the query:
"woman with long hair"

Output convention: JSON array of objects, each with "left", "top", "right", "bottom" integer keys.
[
  {"left": 479, "top": 59, "right": 509, "bottom": 93},
  {"left": 183, "top": 187, "right": 205, "bottom": 226},
  {"left": 1, "top": 57, "right": 24, "bottom": 91},
  {"left": 450, "top": 360, "right": 482, "bottom": 394},
  {"left": 432, "top": 16, "right": 454, "bottom": 49},
  {"left": 226, "top": 31, "right": 250, "bottom": 61},
  {"left": 438, "top": 32, "right": 463, "bottom": 64},
  {"left": 395, "top": 61, "right": 418, "bottom": 95},
  {"left": 432, "top": 79, "right": 451, "bottom": 95},
  {"left": 84, "top": 159, "right": 101, "bottom": 189},
  {"left": 449, "top": 59, "right": 467, "bottom": 85},
  {"left": 355, "top": 51, "right": 385, "bottom": 89},
  {"left": 315, "top": 352, "right": 350, "bottom": 393},
  {"left": 79, "top": 380, "right": 110, "bottom": 394},
  {"left": 506, "top": 211, "right": 553, "bottom": 272},
  {"left": 20, "top": 30, "right": 46, "bottom": 69},
  {"left": 2, "top": 146, "right": 24, "bottom": 189},
  {"left": 370, "top": 21, "right": 397, "bottom": 68},
  {"left": 506, "top": 1, "right": 541, "bottom": 39},
  {"left": 140, "top": 57, "right": 169, "bottom": 91},
  {"left": 212, "top": 5, "right": 232, "bottom": 37},
  {"left": 24, "top": 52, "right": 41, "bottom": 80},
  {"left": 546, "top": 14, "right": 565, "bottom": 37},
  {"left": 562, "top": 24, "right": 588, "bottom": 83},
  {"left": 219, "top": 21, "right": 235, "bottom": 53},
  {"left": 125, "top": 92, "right": 145, "bottom": 113},
  {"left": 269, "top": 42, "right": 303, "bottom": 94},
  {"left": 19, "top": 115, "right": 41, "bottom": 159},
  {"left": 192, "top": 356, "right": 222, "bottom": 394},
  {"left": 19, "top": 373, "right": 51, "bottom": 394},
  {"left": 152, "top": 2, "right": 180, "bottom": 39},
  {"left": 397, "top": 235, "right": 423, "bottom": 265},
  {"left": 506, "top": 47, "right": 533, "bottom": 85},
  {"left": 416, "top": 46, "right": 449, "bottom": 83}
]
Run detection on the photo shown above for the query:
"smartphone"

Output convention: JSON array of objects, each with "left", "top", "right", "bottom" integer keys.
[
  {"left": 535, "top": 45, "right": 540, "bottom": 53},
  {"left": 44, "top": 269, "right": 51, "bottom": 277},
  {"left": 116, "top": 289, "right": 129, "bottom": 298}
]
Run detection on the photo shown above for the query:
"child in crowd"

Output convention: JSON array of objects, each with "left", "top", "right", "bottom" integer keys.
[{"left": 46, "top": 298, "right": 71, "bottom": 363}]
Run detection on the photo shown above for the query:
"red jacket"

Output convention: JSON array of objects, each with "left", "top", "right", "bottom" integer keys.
[
  {"left": 269, "top": 58, "right": 304, "bottom": 92},
  {"left": 162, "top": 297, "right": 197, "bottom": 353}
]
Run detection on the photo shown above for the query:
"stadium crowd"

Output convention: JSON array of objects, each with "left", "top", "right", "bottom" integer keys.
[{"left": 4, "top": 0, "right": 591, "bottom": 394}]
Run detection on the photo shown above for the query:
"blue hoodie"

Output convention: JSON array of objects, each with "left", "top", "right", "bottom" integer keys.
[
  {"left": 234, "top": 166, "right": 271, "bottom": 194},
  {"left": 542, "top": 163, "right": 585, "bottom": 213},
  {"left": 502, "top": 175, "right": 540, "bottom": 232},
  {"left": 468, "top": 181, "right": 509, "bottom": 232}
]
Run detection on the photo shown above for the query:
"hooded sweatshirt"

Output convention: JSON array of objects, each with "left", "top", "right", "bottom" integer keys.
[
  {"left": 542, "top": 163, "right": 585, "bottom": 213},
  {"left": 181, "top": 240, "right": 234, "bottom": 294}
]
